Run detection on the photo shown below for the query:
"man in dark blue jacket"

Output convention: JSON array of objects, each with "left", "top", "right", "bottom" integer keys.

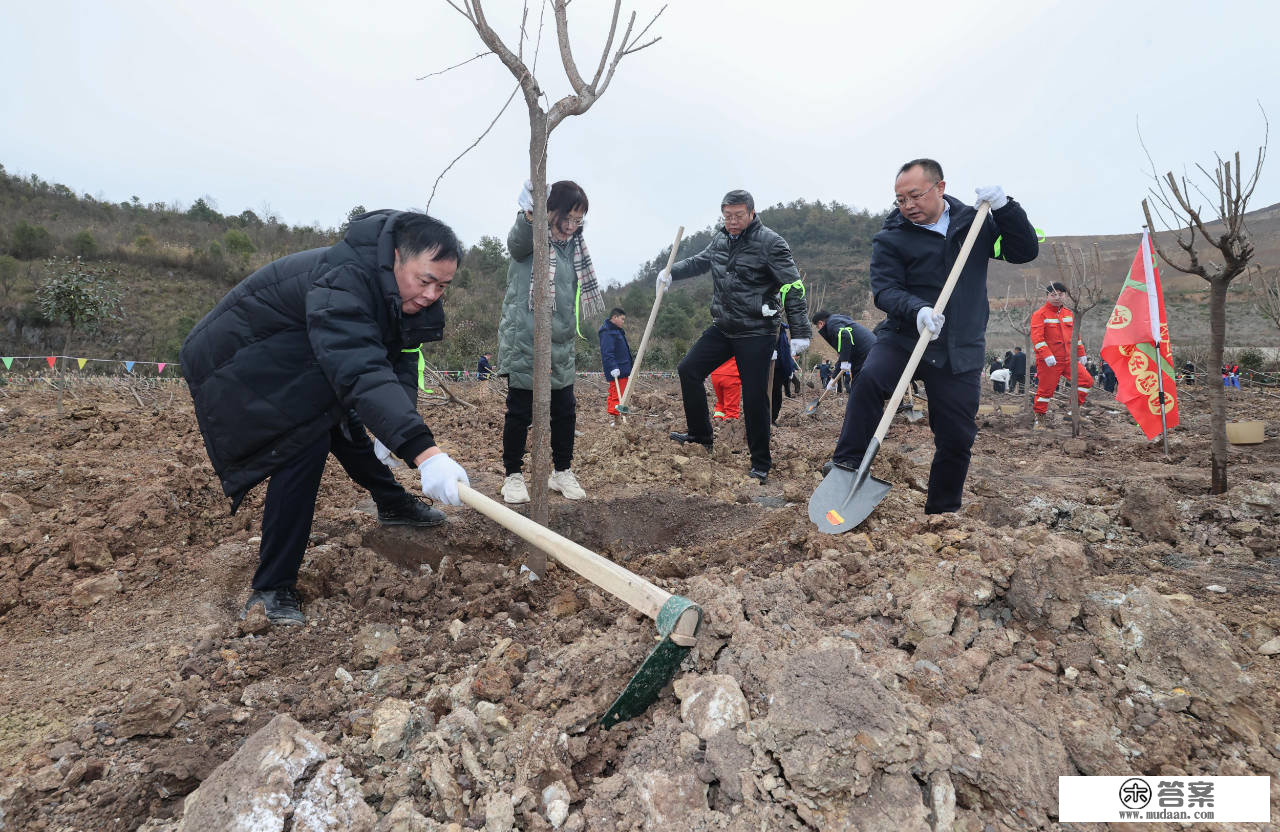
[
  {"left": 1006, "top": 346, "right": 1027, "bottom": 394},
  {"left": 659, "top": 189, "right": 811, "bottom": 484},
  {"left": 598, "top": 307, "right": 632, "bottom": 420},
  {"left": 825, "top": 159, "right": 1039, "bottom": 514},
  {"left": 477, "top": 352, "right": 494, "bottom": 380},
  {"left": 181, "top": 211, "right": 471, "bottom": 625},
  {"left": 812, "top": 309, "right": 875, "bottom": 393}
]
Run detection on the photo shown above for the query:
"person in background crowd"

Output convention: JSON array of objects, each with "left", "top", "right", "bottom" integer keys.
[
  {"left": 1006, "top": 345, "right": 1027, "bottom": 394},
  {"left": 476, "top": 352, "right": 493, "bottom": 380},
  {"left": 1031, "top": 281, "right": 1091, "bottom": 429},
  {"left": 710, "top": 357, "right": 741, "bottom": 421},
  {"left": 598, "top": 307, "right": 633, "bottom": 424}
]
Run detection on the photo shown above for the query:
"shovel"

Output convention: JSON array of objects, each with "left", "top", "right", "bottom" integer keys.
[
  {"left": 612, "top": 376, "right": 627, "bottom": 424},
  {"left": 803, "top": 369, "right": 847, "bottom": 416},
  {"left": 456, "top": 482, "right": 702, "bottom": 728},
  {"left": 903, "top": 389, "right": 925, "bottom": 423},
  {"left": 809, "top": 201, "right": 991, "bottom": 533},
  {"left": 617, "top": 226, "right": 684, "bottom": 415}
]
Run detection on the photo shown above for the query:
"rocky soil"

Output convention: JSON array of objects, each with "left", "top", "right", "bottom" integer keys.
[{"left": 0, "top": 375, "right": 1278, "bottom": 831}]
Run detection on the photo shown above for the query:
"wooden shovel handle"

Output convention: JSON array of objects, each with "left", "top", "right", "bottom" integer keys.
[
  {"left": 456, "top": 482, "right": 671, "bottom": 621},
  {"left": 618, "top": 226, "right": 684, "bottom": 412},
  {"left": 870, "top": 202, "right": 991, "bottom": 445}
]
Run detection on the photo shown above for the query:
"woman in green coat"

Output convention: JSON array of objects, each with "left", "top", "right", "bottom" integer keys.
[{"left": 498, "top": 179, "right": 605, "bottom": 504}]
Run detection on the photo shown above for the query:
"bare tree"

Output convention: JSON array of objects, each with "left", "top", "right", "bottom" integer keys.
[
  {"left": 1140, "top": 112, "right": 1268, "bottom": 493},
  {"left": 1250, "top": 264, "right": 1280, "bottom": 333},
  {"left": 1052, "top": 242, "right": 1106, "bottom": 437},
  {"left": 449, "top": 1, "right": 663, "bottom": 574},
  {"left": 999, "top": 277, "right": 1036, "bottom": 424}
]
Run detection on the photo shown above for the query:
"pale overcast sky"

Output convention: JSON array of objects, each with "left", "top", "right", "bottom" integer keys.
[{"left": 2, "top": 0, "right": 1276, "bottom": 285}]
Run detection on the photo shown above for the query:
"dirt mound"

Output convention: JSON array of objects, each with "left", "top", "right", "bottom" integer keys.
[{"left": 1, "top": 380, "right": 1278, "bottom": 830}]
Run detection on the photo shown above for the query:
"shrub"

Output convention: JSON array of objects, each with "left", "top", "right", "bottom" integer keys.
[
  {"left": 11, "top": 221, "right": 54, "bottom": 260},
  {"left": 223, "top": 229, "right": 256, "bottom": 258},
  {"left": 70, "top": 230, "right": 99, "bottom": 259},
  {"left": 134, "top": 234, "right": 157, "bottom": 253}
]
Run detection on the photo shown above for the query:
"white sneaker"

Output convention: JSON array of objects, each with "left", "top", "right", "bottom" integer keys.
[
  {"left": 548, "top": 469, "right": 586, "bottom": 500},
  {"left": 501, "top": 473, "right": 530, "bottom": 504}
]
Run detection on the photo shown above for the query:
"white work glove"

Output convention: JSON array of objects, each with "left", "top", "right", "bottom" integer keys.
[
  {"left": 1044, "top": 355, "right": 1057, "bottom": 367},
  {"left": 761, "top": 303, "right": 778, "bottom": 317},
  {"left": 973, "top": 185, "right": 1008, "bottom": 210},
  {"left": 656, "top": 268, "right": 671, "bottom": 293},
  {"left": 418, "top": 453, "right": 469, "bottom": 507},
  {"left": 916, "top": 306, "right": 945, "bottom": 341},
  {"left": 372, "top": 438, "right": 402, "bottom": 469},
  {"left": 840, "top": 361, "right": 852, "bottom": 373},
  {"left": 825, "top": 378, "right": 838, "bottom": 392},
  {"left": 1078, "top": 355, "right": 1088, "bottom": 366},
  {"left": 789, "top": 337, "right": 809, "bottom": 356},
  {"left": 610, "top": 368, "right": 620, "bottom": 378},
  {"left": 517, "top": 179, "right": 534, "bottom": 213}
]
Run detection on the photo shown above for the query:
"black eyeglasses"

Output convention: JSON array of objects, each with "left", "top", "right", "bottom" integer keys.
[{"left": 893, "top": 181, "right": 939, "bottom": 208}]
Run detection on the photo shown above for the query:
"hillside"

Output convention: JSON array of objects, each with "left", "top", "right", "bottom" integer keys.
[{"left": 2, "top": 162, "right": 1277, "bottom": 376}]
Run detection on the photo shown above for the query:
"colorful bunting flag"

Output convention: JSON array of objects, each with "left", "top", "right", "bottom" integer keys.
[
  {"left": 1, "top": 357, "right": 11, "bottom": 369},
  {"left": 46, "top": 356, "right": 56, "bottom": 368},
  {"left": 77, "top": 358, "right": 88, "bottom": 370},
  {"left": 1100, "top": 232, "right": 1179, "bottom": 440},
  {"left": 157, "top": 363, "right": 166, "bottom": 375},
  {"left": 124, "top": 361, "right": 135, "bottom": 372}
]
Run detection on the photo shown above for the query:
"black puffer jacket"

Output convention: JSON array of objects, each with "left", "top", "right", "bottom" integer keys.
[
  {"left": 181, "top": 210, "right": 443, "bottom": 511},
  {"left": 670, "top": 217, "right": 812, "bottom": 339},
  {"left": 870, "top": 195, "right": 1037, "bottom": 374}
]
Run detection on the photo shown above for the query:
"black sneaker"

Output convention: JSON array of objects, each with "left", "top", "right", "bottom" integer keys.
[
  {"left": 669, "top": 431, "right": 714, "bottom": 450},
  {"left": 748, "top": 468, "right": 768, "bottom": 484},
  {"left": 377, "top": 495, "right": 446, "bottom": 527},
  {"left": 821, "top": 460, "right": 858, "bottom": 476},
  {"left": 242, "top": 587, "right": 305, "bottom": 626}
]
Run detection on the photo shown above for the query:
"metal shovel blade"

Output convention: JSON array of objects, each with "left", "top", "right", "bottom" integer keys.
[
  {"left": 803, "top": 398, "right": 822, "bottom": 416},
  {"left": 808, "top": 439, "right": 892, "bottom": 534},
  {"left": 601, "top": 596, "right": 702, "bottom": 729}
]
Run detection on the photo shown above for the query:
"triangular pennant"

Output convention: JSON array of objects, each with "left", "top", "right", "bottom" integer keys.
[
  {"left": 157, "top": 362, "right": 166, "bottom": 375},
  {"left": 46, "top": 356, "right": 57, "bottom": 368},
  {"left": 1, "top": 357, "right": 12, "bottom": 370},
  {"left": 77, "top": 358, "right": 87, "bottom": 370},
  {"left": 124, "top": 361, "right": 135, "bottom": 372}
]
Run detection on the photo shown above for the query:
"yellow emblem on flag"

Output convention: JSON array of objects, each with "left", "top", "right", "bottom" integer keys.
[
  {"left": 1107, "top": 305, "right": 1132, "bottom": 328},
  {"left": 1128, "top": 350, "right": 1150, "bottom": 375},
  {"left": 826, "top": 509, "right": 844, "bottom": 525},
  {"left": 1148, "top": 393, "right": 1175, "bottom": 415},
  {"left": 1134, "top": 369, "right": 1159, "bottom": 396}
]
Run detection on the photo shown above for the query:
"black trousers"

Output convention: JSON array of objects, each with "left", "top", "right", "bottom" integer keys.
[
  {"left": 678, "top": 325, "right": 775, "bottom": 472},
  {"left": 503, "top": 385, "right": 576, "bottom": 475},
  {"left": 833, "top": 341, "right": 981, "bottom": 514},
  {"left": 254, "top": 412, "right": 409, "bottom": 591}
]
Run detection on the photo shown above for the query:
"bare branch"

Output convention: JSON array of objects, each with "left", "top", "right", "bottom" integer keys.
[
  {"left": 416, "top": 50, "right": 491, "bottom": 80},
  {"left": 425, "top": 83, "right": 521, "bottom": 212},
  {"left": 445, "top": 0, "right": 474, "bottom": 22},
  {"left": 589, "top": 1, "right": 622, "bottom": 89},
  {"left": 553, "top": 0, "right": 592, "bottom": 94}
]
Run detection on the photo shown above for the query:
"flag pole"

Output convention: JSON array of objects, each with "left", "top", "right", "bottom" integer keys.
[{"left": 1141, "top": 227, "right": 1170, "bottom": 459}]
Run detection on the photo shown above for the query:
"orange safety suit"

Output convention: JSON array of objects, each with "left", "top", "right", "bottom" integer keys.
[
  {"left": 1030, "top": 300, "right": 1091, "bottom": 414},
  {"left": 710, "top": 358, "right": 741, "bottom": 420}
]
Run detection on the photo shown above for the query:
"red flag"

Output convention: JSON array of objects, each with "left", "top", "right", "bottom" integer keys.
[
  {"left": 1100, "top": 233, "right": 1179, "bottom": 439},
  {"left": 46, "top": 356, "right": 56, "bottom": 369}
]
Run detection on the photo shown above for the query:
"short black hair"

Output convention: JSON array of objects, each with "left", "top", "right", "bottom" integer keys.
[
  {"left": 1013, "top": 345, "right": 1022, "bottom": 352},
  {"left": 811, "top": 309, "right": 831, "bottom": 326},
  {"left": 608, "top": 307, "right": 626, "bottom": 319},
  {"left": 548, "top": 180, "right": 588, "bottom": 226},
  {"left": 898, "top": 158, "right": 944, "bottom": 182},
  {"left": 391, "top": 212, "right": 464, "bottom": 265},
  {"left": 1046, "top": 281, "right": 1068, "bottom": 293},
  {"left": 721, "top": 189, "right": 754, "bottom": 213}
]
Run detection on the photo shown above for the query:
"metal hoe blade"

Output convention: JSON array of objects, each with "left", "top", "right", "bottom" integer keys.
[
  {"left": 601, "top": 596, "right": 702, "bottom": 728},
  {"left": 808, "top": 438, "right": 892, "bottom": 534}
]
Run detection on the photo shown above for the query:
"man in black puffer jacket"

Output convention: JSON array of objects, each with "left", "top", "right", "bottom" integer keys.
[
  {"left": 659, "top": 190, "right": 811, "bottom": 484},
  {"left": 181, "top": 211, "right": 470, "bottom": 625},
  {"left": 826, "top": 159, "right": 1038, "bottom": 514}
]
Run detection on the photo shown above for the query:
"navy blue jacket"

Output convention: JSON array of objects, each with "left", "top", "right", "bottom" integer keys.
[
  {"left": 818, "top": 313, "right": 875, "bottom": 372},
  {"left": 598, "top": 318, "right": 633, "bottom": 378},
  {"left": 870, "top": 195, "right": 1038, "bottom": 374},
  {"left": 181, "top": 210, "right": 443, "bottom": 511},
  {"left": 1007, "top": 349, "right": 1027, "bottom": 380},
  {"left": 477, "top": 356, "right": 493, "bottom": 379}
]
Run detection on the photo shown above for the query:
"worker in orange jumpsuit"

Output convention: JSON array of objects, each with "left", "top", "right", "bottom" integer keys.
[
  {"left": 710, "top": 357, "right": 741, "bottom": 420},
  {"left": 1030, "top": 281, "right": 1091, "bottom": 428}
]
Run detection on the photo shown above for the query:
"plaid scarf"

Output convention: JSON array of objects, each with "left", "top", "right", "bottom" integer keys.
[{"left": 529, "top": 230, "right": 605, "bottom": 319}]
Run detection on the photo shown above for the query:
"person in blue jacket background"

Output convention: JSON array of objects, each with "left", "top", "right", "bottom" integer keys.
[{"left": 598, "top": 307, "right": 633, "bottom": 421}]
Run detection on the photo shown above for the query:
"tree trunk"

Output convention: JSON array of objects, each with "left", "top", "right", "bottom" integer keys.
[
  {"left": 1208, "top": 278, "right": 1229, "bottom": 494},
  {"left": 526, "top": 111, "right": 551, "bottom": 577},
  {"left": 1024, "top": 330, "right": 1033, "bottom": 425},
  {"left": 57, "top": 327, "right": 72, "bottom": 416},
  {"left": 1069, "top": 311, "right": 1083, "bottom": 438}
]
